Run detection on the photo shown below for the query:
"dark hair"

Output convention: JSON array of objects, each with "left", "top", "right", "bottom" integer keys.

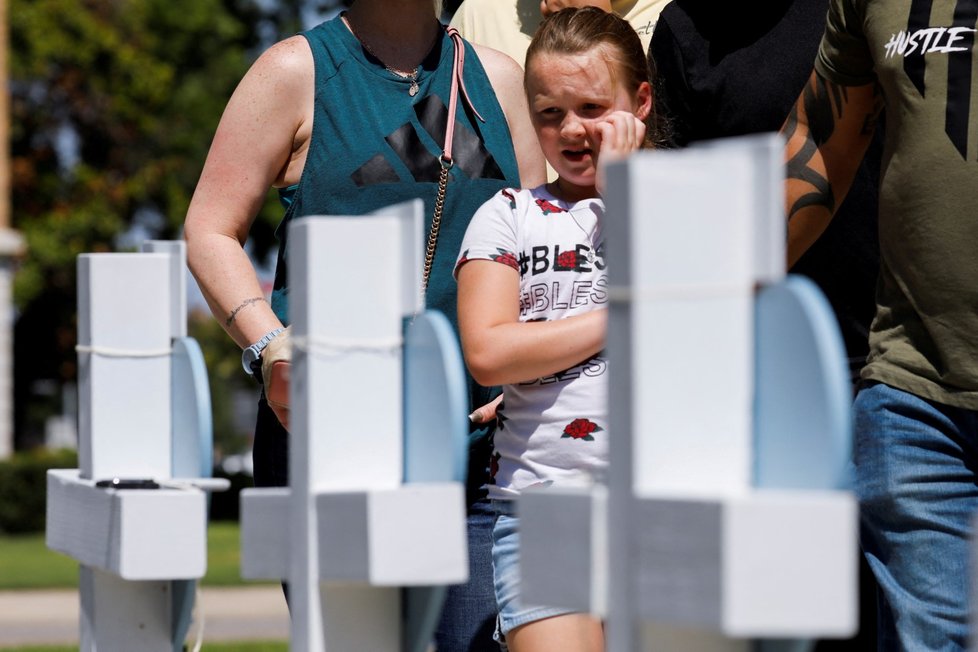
[{"left": 525, "top": 6, "right": 670, "bottom": 148}]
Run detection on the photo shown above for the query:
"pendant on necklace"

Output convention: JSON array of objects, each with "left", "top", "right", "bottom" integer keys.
[
  {"left": 587, "top": 250, "right": 595, "bottom": 264},
  {"left": 409, "top": 80, "right": 419, "bottom": 97}
]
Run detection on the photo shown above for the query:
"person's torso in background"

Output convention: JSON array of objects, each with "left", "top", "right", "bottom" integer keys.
[
  {"left": 457, "top": 186, "right": 609, "bottom": 499},
  {"left": 273, "top": 14, "right": 523, "bottom": 423},
  {"left": 817, "top": 0, "right": 978, "bottom": 408},
  {"left": 651, "top": 0, "right": 881, "bottom": 383}
]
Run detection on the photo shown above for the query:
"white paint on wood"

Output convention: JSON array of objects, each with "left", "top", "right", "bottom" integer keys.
[
  {"left": 46, "top": 469, "right": 206, "bottom": 580},
  {"left": 141, "top": 240, "right": 187, "bottom": 338},
  {"left": 77, "top": 254, "right": 172, "bottom": 480},
  {"left": 316, "top": 484, "right": 467, "bottom": 586},
  {"left": 80, "top": 567, "right": 174, "bottom": 652},
  {"left": 520, "top": 486, "right": 608, "bottom": 616},
  {"left": 723, "top": 491, "right": 858, "bottom": 637},
  {"left": 53, "top": 244, "right": 214, "bottom": 652},
  {"left": 289, "top": 203, "right": 421, "bottom": 652},
  {"left": 239, "top": 488, "right": 291, "bottom": 580},
  {"left": 693, "top": 134, "right": 785, "bottom": 285},
  {"left": 601, "top": 140, "right": 854, "bottom": 652}
]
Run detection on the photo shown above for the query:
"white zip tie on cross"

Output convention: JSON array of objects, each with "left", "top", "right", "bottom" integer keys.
[
  {"left": 75, "top": 344, "right": 173, "bottom": 358},
  {"left": 290, "top": 334, "right": 403, "bottom": 358}
]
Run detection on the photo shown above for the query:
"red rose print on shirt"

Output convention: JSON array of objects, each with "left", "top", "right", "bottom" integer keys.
[
  {"left": 502, "top": 188, "right": 517, "bottom": 209},
  {"left": 491, "top": 248, "right": 519, "bottom": 270},
  {"left": 561, "top": 418, "right": 602, "bottom": 441},
  {"left": 556, "top": 250, "right": 578, "bottom": 270},
  {"left": 535, "top": 198, "right": 566, "bottom": 215}
]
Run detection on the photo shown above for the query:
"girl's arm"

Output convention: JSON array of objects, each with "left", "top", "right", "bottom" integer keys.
[
  {"left": 457, "top": 260, "right": 606, "bottom": 387},
  {"left": 184, "top": 36, "right": 314, "bottom": 348}
]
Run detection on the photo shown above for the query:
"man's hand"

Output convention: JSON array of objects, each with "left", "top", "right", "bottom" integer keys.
[{"left": 540, "top": 0, "right": 613, "bottom": 17}]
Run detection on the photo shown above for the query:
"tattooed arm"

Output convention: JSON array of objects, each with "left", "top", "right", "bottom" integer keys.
[{"left": 782, "top": 71, "right": 883, "bottom": 267}]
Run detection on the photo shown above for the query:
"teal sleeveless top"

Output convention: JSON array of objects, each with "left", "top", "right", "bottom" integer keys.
[{"left": 271, "top": 15, "right": 520, "bottom": 443}]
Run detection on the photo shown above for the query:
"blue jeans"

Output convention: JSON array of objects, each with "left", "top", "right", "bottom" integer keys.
[
  {"left": 854, "top": 382, "right": 978, "bottom": 651},
  {"left": 435, "top": 497, "right": 499, "bottom": 651}
]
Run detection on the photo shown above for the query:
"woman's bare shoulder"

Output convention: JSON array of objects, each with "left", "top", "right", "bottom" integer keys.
[
  {"left": 471, "top": 43, "right": 523, "bottom": 82},
  {"left": 248, "top": 34, "right": 314, "bottom": 82}
]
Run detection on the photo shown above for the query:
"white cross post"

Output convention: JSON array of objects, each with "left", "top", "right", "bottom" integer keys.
[
  {"left": 519, "top": 135, "right": 858, "bottom": 651},
  {"left": 46, "top": 240, "right": 216, "bottom": 651},
  {"left": 240, "top": 200, "right": 470, "bottom": 652}
]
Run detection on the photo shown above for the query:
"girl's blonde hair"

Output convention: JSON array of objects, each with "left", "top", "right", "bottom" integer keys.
[{"left": 525, "top": 6, "right": 670, "bottom": 148}]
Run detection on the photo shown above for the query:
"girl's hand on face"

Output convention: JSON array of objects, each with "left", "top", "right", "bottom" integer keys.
[{"left": 585, "top": 110, "right": 647, "bottom": 195}]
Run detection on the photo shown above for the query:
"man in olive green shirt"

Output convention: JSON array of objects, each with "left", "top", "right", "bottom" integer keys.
[{"left": 783, "top": 1, "right": 978, "bottom": 649}]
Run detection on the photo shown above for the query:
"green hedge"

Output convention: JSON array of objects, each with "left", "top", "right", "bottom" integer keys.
[
  {"left": 0, "top": 448, "right": 252, "bottom": 532},
  {"left": 0, "top": 448, "right": 78, "bottom": 534}
]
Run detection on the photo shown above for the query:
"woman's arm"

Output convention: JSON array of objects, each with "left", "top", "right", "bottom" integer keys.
[
  {"left": 184, "top": 36, "right": 314, "bottom": 348},
  {"left": 457, "top": 260, "right": 606, "bottom": 387},
  {"left": 473, "top": 44, "right": 547, "bottom": 188}
]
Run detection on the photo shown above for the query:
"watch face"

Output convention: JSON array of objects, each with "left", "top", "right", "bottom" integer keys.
[{"left": 242, "top": 328, "right": 283, "bottom": 375}]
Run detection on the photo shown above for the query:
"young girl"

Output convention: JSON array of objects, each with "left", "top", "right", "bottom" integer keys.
[{"left": 454, "top": 7, "right": 663, "bottom": 652}]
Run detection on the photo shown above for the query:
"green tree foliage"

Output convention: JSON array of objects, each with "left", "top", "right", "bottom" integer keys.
[
  {"left": 0, "top": 448, "right": 77, "bottom": 533},
  {"left": 8, "top": 0, "right": 284, "bottom": 447},
  {"left": 7, "top": 0, "right": 417, "bottom": 450},
  {"left": 11, "top": 0, "right": 258, "bottom": 297}
]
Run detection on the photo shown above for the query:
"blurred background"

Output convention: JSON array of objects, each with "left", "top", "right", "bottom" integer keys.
[{"left": 0, "top": 0, "right": 466, "bottom": 536}]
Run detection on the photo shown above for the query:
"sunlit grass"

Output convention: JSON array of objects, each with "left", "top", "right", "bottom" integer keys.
[{"left": 0, "top": 522, "right": 264, "bottom": 589}]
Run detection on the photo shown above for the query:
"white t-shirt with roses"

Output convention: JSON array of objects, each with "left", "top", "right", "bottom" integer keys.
[{"left": 454, "top": 185, "right": 608, "bottom": 500}]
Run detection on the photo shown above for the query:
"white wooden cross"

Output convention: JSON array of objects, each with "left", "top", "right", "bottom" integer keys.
[
  {"left": 240, "top": 200, "right": 470, "bottom": 652},
  {"left": 46, "top": 240, "right": 216, "bottom": 651},
  {"left": 519, "top": 135, "right": 858, "bottom": 651}
]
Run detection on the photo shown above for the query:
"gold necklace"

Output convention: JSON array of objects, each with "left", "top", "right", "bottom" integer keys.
[{"left": 343, "top": 13, "right": 422, "bottom": 97}]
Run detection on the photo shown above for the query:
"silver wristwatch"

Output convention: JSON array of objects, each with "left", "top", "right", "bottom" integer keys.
[{"left": 241, "top": 327, "right": 285, "bottom": 375}]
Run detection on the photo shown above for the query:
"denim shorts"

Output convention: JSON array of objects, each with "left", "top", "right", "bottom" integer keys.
[{"left": 491, "top": 500, "right": 576, "bottom": 645}]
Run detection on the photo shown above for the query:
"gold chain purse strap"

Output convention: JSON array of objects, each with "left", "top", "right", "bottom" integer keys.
[{"left": 421, "top": 26, "right": 485, "bottom": 296}]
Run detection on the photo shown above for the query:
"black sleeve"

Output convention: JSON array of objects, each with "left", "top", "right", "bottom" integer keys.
[{"left": 648, "top": 16, "right": 694, "bottom": 148}]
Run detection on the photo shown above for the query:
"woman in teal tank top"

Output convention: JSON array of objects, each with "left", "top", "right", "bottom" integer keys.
[{"left": 184, "top": 1, "right": 545, "bottom": 649}]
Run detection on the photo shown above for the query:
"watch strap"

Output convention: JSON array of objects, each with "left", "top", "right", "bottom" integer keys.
[{"left": 242, "top": 327, "right": 285, "bottom": 375}]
